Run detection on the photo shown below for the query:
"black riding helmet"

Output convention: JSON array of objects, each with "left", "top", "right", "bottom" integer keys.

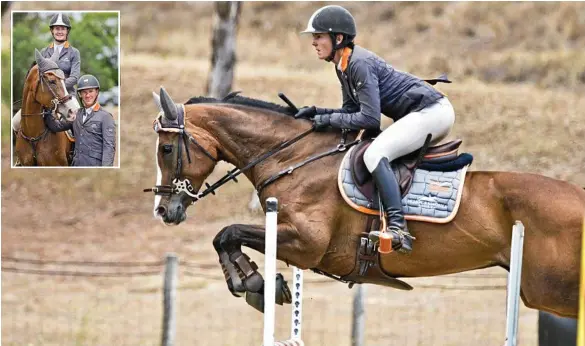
[
  {"left": 301, "top": 5, "right": 357, "bottom": 62},
  {"left": 77, "top": 74, "right": 100, "bottom": 103}
]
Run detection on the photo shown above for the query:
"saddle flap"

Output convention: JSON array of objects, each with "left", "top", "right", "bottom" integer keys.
[
  {"left": 426, "top": 139, "right": 462, "bottom": 156},
  {"left": 350, "top": 140, "right": 373, "bottom": 187}
]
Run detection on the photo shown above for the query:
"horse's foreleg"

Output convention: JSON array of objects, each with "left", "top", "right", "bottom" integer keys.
[
  {"left": 212, "top": 223, "right": 302, "bottom": 311},
  {"left": 213, "top": 224, "right": 269, "bottom": 294}
]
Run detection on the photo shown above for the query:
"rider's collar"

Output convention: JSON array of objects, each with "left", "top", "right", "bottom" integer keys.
[
  {"left": 49, "top": 41, "right": 70, "bottom": 49},
  {"left": 84, "top": 103, "right": 100, "bottom": 113},
  {"left": 336, "top": 47, "right": 353, "bottom": 73}
]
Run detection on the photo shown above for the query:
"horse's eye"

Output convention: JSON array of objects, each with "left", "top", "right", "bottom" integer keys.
[{"left": 162, "top": 144, "right": 173, "bottom": 155}]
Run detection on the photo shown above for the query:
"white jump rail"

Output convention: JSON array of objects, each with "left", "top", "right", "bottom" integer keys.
[
  {"left": 264, "top": 197, "right": 305, "bottom": 346},
  {"left": 505, "top": 221, "right": 525, "bottom": 346}
]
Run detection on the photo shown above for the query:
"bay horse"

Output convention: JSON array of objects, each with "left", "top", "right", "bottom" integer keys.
[
  {"left": 147, "top": 87, "right": 585, "bottom": 318},
  {"left": 14, "top": 49, "right": 79, "bottom": 166}
]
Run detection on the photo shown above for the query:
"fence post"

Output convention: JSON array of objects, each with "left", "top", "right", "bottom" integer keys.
[
  {"left": 162, "top": 253, "right": 178, "bottom": 346},
  {"left": 351, "top": 284, "right": 366, "bottom": 346}
]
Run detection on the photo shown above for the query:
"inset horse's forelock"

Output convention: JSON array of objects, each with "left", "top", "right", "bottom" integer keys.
[{"left": 185, "top": 94, "right": 297, "bottom": 117}]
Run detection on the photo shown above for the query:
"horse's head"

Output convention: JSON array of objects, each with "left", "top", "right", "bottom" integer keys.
[
  {"left": 151, "top": 87, "right": 220, "bottom": 225},
  {"left": 31, "top": 49, "right": 80, "bottom": 121}
]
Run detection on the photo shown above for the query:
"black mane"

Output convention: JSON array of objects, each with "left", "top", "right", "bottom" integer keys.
[{"left": 185, "top": 91, "right": 296, "bottom": 116}]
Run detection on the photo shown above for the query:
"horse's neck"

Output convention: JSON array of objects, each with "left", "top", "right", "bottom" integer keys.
[
  {"left": 202, "top": 106, "right": 339, "bottom": 187},
  {"left": 21, "top": 87, "right": 46, "bottom": 137}
]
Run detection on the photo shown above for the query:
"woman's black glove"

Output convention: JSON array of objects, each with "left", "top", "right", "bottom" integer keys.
[{"left": 294, "top": 106, "right": 317, "bottom": 119}]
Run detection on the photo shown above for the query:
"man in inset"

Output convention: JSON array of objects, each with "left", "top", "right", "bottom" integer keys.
[{"left": 45, "top": 74, "right": 116, "bottom": 167}]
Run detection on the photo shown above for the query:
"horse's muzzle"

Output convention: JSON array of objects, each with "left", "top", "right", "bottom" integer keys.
[
  {"left": 65, "top": 108, "right": 76, "bottom": 122},
  {"left": 157, "top": 202, "right": 187, "bottom": 225}
]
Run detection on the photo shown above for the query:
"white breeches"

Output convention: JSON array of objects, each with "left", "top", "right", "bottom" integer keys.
[{"left": 363, "top": 97, "right": 455, "bottom": 172}]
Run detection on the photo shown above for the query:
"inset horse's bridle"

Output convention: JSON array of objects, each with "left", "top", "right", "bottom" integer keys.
[
  {"left": 21, "top": 70, "right": 73, "bottom": 118},
  {"left": 19, "top": 69, "right": 73, "bottom": 165}
]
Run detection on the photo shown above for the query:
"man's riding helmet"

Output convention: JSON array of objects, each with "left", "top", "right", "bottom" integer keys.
[
  {"left": 77, "top": 74, "right": 100, "bottom": 102},
  {"left": 301, "top": 5, "right": 357, "bottom": 62},
  {"left": 77, "top": 75, "right": 100, "bottom": 91},
  {"left": 49, "top": 13, "right": 72, "bottom": 30}
]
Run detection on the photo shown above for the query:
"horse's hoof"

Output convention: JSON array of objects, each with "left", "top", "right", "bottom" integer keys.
[
  {"left": 244, "top": 271, "right": 264, "bottom": 293},
  {"left": 245, "top": 291, "right": 264, "bottom": 313},
  {"left": 275, "top": 273, "right": 292, "bottom": 305}
]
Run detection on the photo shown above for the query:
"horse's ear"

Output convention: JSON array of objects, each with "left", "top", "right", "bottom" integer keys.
[
  {"left": 152, "top": 91, "right": 163, "bottom": 112},
  {"left": 34, "top": 49, "right": 43, "bottom": 66},
  {"left": 159, "top": 87, "right": 178, "bottom": 121},
  {"left": 49, "top": 49, "right": 59, "bottom": 62}
]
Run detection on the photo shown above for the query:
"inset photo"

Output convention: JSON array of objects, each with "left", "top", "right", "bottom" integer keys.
[{"left": 11, "top": 11, "right": 120, "bottom": 167}]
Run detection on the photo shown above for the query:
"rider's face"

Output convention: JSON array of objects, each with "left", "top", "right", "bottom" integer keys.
[
  {"left": 80, "top": 88, "right": 98, "bottom": 107},
  {"left": 312, "top": 33, "right": 333, "bottom": 60},
  {"left": 51, "top": 26, "right": 68, "bottom": 42}
]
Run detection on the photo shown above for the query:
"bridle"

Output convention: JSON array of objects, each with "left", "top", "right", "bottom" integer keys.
[
  {"left": 144, "top": 103, "right": 319, "bottom": 204},
  {"left": 143, "top": 99, "right": 366, "bottom": 205},
  {"left": 21, "top": 69, "right": 72, "bottom": 118},
  {"left": 144, "top": 104, "right": 219, "bottom": 202}
]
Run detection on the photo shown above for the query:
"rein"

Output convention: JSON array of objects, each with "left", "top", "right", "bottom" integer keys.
[{"left": 144, "top": 102, "right": 363, "bottom": 203}]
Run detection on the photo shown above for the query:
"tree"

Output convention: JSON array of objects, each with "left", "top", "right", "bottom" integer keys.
[
  {"left": 206, "top": 2, "right": 241, "bottom": 99},
  {"left": 1, "top": 2, "right": 11, "bottom": 18}
]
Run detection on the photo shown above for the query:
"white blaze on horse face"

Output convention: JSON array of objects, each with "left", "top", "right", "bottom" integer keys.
[
  {"left": 154, "top": 137, "right": 163, "bottom": 219},
  {"left": 60, "top": 79, "right": 80, "bottom": 121}
]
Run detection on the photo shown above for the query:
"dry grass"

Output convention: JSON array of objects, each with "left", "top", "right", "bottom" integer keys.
[{"left": 2, "top": 1, "right": 585, "bottom": 345}]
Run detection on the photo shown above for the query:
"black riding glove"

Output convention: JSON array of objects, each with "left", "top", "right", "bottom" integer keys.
[
  {"left": 294, "top": 106, "right": 317, "bottom": 119},
  {"left": 313, "top": 114, "right": 331, "bottom": 131}
]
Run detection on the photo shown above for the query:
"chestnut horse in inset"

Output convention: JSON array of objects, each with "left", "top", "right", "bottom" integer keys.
[{"left": 14, "top": 49, "right": 79, "bottom": 166}]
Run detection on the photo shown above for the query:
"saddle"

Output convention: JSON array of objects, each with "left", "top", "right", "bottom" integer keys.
[{"left": 350, "top": 138, "right": 468, "bottom": 204}]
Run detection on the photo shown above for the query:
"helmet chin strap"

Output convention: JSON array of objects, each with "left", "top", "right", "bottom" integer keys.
[{"left": 325, "top": 33, "right": 340, "bottom": 62}]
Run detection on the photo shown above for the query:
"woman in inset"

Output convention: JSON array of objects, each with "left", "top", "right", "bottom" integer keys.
[
  {"left": 13, "top": 12, "right": 81, "bottom": 132},
  {"left": 295, "top": 5, "right": 456, "bottom": 254}
]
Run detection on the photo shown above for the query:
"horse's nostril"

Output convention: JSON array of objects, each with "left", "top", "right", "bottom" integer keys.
[{"left": 156, "top": 206, "right": 167, "bottom": 216}]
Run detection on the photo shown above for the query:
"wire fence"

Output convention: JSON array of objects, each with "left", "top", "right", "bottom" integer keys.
[{"left": 1, "top": 256, "right": 539, "bottom": 346}]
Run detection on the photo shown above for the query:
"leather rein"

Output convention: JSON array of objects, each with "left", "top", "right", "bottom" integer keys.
[{"left": 144, "top": 105, "right": 361, "bottom": 204}]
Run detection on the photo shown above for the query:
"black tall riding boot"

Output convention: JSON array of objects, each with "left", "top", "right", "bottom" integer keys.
[{"left": 371, "top": 157, "right": 413, "bottom": 253}]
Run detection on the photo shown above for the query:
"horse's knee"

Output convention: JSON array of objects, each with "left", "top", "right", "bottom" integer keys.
[
  {"left": 212, "top": 229, "right": 225, "bottom": 251},
  {"left": 217, "top": 225, "right": 243, "bottom": 255}
]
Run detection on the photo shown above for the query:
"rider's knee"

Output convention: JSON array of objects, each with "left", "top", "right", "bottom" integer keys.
[{"left": 363, "top": 147, "right": 384, "bottom": 172}]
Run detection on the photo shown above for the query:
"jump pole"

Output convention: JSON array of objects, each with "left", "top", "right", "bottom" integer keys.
[
  {"left": 263, "top": 197, "right": 304, "bottom": 346},
  {"left": 505, "top": 221, "right": 525, "bottom": 346}
]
